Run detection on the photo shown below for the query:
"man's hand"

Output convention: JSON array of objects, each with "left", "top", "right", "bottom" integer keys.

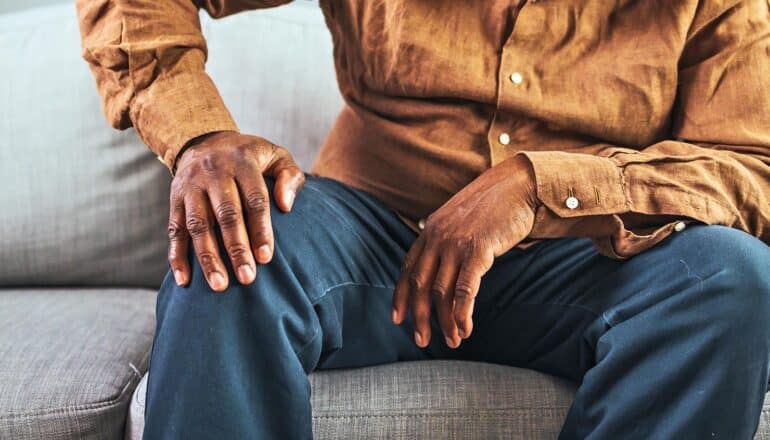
[
  {"left": 168, "top": 131, "right": 304, "bottom": 292},
  {"left": 392, "top": 155, "right": 539, "bottom": 349}
]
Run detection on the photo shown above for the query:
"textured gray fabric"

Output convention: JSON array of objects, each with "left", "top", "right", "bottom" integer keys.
[
  {"left": 310, "top": 361, "right": 576, "bottom": 439},
  {"left": 0, "top": 6, "right": 171, "bottom": 288},
  {"left": 128, "top": 361, "right": 576, "bottom": 440},
  {"left": 202, "top": 2, "right": 344, "bottom": 170},
  {"left": 128, "top": 362, "right": 770, "bottom": 439},
  {"left": 0, "top": 2, "right": 341, "bottom": 288},
  {"left": 0, "top": 0, "right": 69, "bottom": 14},
  {"left": 0, "top": 289, "right": 156, "bottom": 440}
]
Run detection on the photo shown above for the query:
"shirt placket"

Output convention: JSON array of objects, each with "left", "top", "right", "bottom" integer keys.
[{"left": 487, "top": 0, "right": 535, "bottom": 167}]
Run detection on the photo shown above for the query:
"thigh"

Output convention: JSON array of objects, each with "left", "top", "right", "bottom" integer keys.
[
  {"left": 277, "top": 178, "right": 459, "bottom": 369},
  {"left": 461, "top": 225, "right": 768, "bottom": 381},
  {"left": 267, "top": 175, "right": 413, "bottom": 306},
  {"left": 162, "top": 174, "right": 456, "bottom": 372}
]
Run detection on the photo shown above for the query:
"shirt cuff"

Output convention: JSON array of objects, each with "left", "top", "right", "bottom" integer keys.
[
  {"left": 519, "top": 151, "right": 629, "bottom": 218},
  {"left": 130, "top": 70, "right": 239, "bottom": 172}
]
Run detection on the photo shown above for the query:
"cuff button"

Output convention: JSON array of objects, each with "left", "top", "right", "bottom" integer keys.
[
  {"left": 674, "top": 221, "right": 686, "bottom": 232},
  {"left": 565, "top": 196, "right": 580, "bottom": 210}
]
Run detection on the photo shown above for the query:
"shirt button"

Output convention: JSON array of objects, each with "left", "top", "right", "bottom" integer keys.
[
  {"left": 674, "top": 221, "right": 686, "bottom": 232},
  {"left": 565, "top": 196, "right": 579, "bottom": 210},
  {"left": 498, "top": 133, "right": 511, "bottom": 145},
  {"left": 509, "top": 72, "right": 523, "bottom": 85},
  {"left": 417, "top": 218, "right": 426, "bottom": 230}
]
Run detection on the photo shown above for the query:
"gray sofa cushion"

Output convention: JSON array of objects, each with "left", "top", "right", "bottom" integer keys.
[
  {"left": 0, "top": 289, "right": 156, "bottom": 439},
  {"left": 127, "top": 360, "right": 770, "bottom": 439},
  {"left": 0, "top": 5, "right": 171, "bottom": 288},
  {"left": 127, "top": 361, "right": 577, "bottom": 440},
  {"left": 0, "top": 2, "right": 341, "bottom": 289},
  {"left": 202, "top": 1, "right": 344, "bottom": 170}
]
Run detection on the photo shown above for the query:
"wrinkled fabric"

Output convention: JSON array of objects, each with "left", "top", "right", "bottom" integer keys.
[{"left": 75, "top": 0, "right": 770, "bottom": 258}]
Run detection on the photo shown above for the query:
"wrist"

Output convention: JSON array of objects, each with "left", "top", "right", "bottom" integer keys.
[
  {"left": 173, "top": 130, "right": 238, "bottom": 173},
  {"left": 506, "top": 154, "right": 540, "bottom": 209}
]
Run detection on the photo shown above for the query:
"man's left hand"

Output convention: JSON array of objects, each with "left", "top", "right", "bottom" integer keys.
[{"left": 392, "top": 155, "right": 539, "bottom": 349}]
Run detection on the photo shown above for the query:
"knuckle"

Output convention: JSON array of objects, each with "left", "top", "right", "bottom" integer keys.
[
  {"left": 454, "top": 283, "right": 476, "bottom": 301},
  {"left": 214, "top": 200, "right": 241, "bottom": 228},
  {"left": 244, "top": 191, "right": 268, "bottom": 213},
  {"left": 167, "top": 221, "right": 185, "bottom": 240},
  {"left": 197, "top": 251, "right": 218, "bottom": 272},
  {"left": 186, "top": 215, "right": 210, "bottom": 236},
  {"left": 431, "top": 283, "right": 449, "bottom": 299},
  {"left": 408, "top": 273, "right": 426, "bottom": 291},
  {"left": 227, "top": 244, "right": 249, "bottom": 261},
  {"left": 201, "top": 154, "right": 218, "bottom": 173},
  {"left": 455, "top": 237, "right": 474, "bottom": 253}
]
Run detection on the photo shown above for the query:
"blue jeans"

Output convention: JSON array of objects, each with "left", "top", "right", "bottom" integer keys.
[{"left": 145, "top": 175, "right": 770, "bottom": 439}]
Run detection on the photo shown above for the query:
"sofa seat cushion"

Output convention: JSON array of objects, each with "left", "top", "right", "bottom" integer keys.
[
  {"left": 128, "top": 359, "right": 770, "bottom": 439},
  {"left": 0, "top": 289, "right": 156, "bottom": 440},
  {"left": 127, "top": 361, "right": 577, "bottom": 439}
]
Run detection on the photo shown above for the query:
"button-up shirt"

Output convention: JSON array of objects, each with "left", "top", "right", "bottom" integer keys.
[{"left": 76, "top": 0, "right": 770, "bottom": 258}]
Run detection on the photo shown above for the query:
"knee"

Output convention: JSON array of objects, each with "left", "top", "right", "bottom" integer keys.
[{"left": 676, "top": 226, "right": 770, "bottom": 337}]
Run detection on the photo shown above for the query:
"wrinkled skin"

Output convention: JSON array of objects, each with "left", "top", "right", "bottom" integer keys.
[
  {"left": 391, "top": 155, "right": 538, "bottom": 349},
  {"left": 168, "top": 131, "right": 304, "bottom": 292},
  {"left": 168, "top": 132, "right": 537, "bottom": 350}
]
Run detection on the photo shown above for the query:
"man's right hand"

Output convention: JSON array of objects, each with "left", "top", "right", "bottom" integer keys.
[{"left": 167, "top": 131, "right": 305, "bottom": 292}]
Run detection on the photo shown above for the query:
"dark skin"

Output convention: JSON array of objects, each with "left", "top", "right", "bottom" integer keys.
[
  {"left": 170, "top": 130, "right": 539, "bottom": 349},
  {"left": 168, "top": 131, "right": 305, "bottom": 291}
]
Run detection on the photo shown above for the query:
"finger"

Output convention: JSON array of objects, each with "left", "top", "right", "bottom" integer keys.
[
  {"left": 432, "top": 255, "right": 461, "bottom": 348},
  {"left": 237, "top": 174, "right": 274, "bottom": 265},
  {"left": 409, "top": 245, "right": 440, "bottom": 348},
  {"left": 271, "top": 157, "right": 305, "bottom": 213},
  {"left": 185, "top": 191, "right": 229, "bottom": 292},
  {"left": 167, "top": 191, "right": 190, "bottom": 286},
  {"left": 453, "top": 251, "right": 491, "bottom": 339},
  {"left": 208, "top": 179, "right": 256, "bottom": 285},
  {"left": 393, "top": 238, "right": 425, "bottom": 325}
]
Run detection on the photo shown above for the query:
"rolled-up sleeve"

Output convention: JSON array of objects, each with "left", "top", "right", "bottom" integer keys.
[
  {"left": 75, "top": 0, "right": 291, "bottom": 170},
  {"left": 519, "top": 0, "right": 770, "bottom": 258}
]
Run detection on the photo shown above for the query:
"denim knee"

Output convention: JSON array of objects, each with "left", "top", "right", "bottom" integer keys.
[{"left": 674, "top": 225, "right": 770, "bottom": 341}]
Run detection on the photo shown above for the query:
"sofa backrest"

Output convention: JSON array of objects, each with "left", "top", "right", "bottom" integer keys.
[{"left": 0, "top": 2, "right": 342, "bottom": 288}]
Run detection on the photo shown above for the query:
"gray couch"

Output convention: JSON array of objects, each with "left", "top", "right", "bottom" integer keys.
[{"left": 1, "top": 2, "right": 769, "bottom": 439}]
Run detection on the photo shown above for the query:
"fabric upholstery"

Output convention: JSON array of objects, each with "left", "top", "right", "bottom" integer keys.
[
  {"left": 127, "top": 362, "right": 770, "bottom": 439},
  {"left": 0, "top": 2, "right": 341, "bottom": 288},
  {"left": 128, "top": 361, "right": 576, "bottom": 440},
  {"left": 0, "top": 289, "right": 156, "bottom": 440},
  {"left": 201, "top": 1, "right": 343, "bottom": 169},
  {"left": 0, "top": 6, "right": 170, "bottom": 288}
]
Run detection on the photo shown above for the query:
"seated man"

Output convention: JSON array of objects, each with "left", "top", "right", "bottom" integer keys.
[{"left": 77, "top": 1, "right": 770, "bottom": 438}]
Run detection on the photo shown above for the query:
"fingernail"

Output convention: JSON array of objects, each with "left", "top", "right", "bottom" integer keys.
[
  {"left": 391, "top": 308, "right": 399, "bottom": 324},
  {"left": 458, "top": 328, "right": 467, "bottom": 339},
  {"left": 173, "top": 270, "right": 186, "bottom": 286},
  {"left": 283, "top": 190, "right": 295, "bottom": 210},
  {"left": 237, "top": 265, "right": 255, "bottom": 284},
  {"left": 414, "top": 331, "right": 424, "bottom": 347},
  {"left": 209, "top": 272, "right": 226, "bottom": 291},
  {"left": 445, "top": 336, "right": 457, "bottom": 349},
  {"left": 257, "top": 245, "right": 272, "bottom": 263}
]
